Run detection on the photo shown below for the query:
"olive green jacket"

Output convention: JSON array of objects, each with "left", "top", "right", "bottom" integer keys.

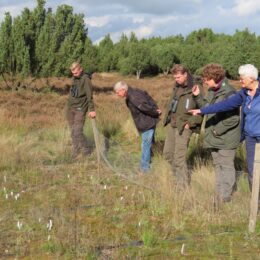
[
  {"left": 194, "top": 78, "right": 240, "bottom": 149},
  {"left": 163, "top": 74, "right": 203, "bottom": 135},
  {"left": 67, "top": 72, "right": 95, "bottom": 113}
]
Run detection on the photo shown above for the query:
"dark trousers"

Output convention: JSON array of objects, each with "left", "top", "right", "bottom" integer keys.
[
  {"left": 67, "top": 108, "right": 90, "bottom": 157},
  {"left": 245, "top": 136, "right": 260, "bottom": 190}
]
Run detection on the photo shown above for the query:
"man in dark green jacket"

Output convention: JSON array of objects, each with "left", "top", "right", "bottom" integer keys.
[
  {"left": 163, "top": 64, "right": 202, "bottom": 186},
  {"left": 67, "top": 62, "right": 96, "bottom": 159},
  {"left": 192, "top": 63, "right": 240, "bottom": 202}
]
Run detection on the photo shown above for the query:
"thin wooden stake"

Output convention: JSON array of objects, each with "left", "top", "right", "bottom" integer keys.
[{"left": 248, "top": 143, "right": 260, "bottom": 233}]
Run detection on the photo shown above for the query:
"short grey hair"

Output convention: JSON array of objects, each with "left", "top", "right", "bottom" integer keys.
[
  {"left": 114, "top": 81, "right": 128, "bottom": 92},
  {"left": 238, "top": 64, "right": 258, "bottom": 80}
]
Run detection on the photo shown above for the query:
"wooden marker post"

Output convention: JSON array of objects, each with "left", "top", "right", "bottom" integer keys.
[{"left": 248, "top": 143, "right": 260, "bottom": 233}]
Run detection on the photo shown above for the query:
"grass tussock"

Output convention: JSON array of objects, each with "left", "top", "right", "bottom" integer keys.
[{"left": 0, "top": 73, "right": 257, "bottom": 259}]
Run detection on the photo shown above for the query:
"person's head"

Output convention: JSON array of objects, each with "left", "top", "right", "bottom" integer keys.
[
  {"left": 114, "top": 81, "right": 128, "bottom": 98},
  {"left": 70, "top": 62, "right": 83, "bottom": 77},
  {"left": 201, "top": 63, "right": 225, "bottom": 88},
  {"left": 238, "top": 64, "right": 258, "bottom": 88},
  {"left": 171, "top": 64, "right": 188, "bottom": 85}
]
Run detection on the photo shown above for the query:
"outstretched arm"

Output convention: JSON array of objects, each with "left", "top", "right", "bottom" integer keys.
[
  {"left": 190, "top": 90, "right": 244, "bottom": 115},
  {"left": 201, "top": 91, "right": 243, "bottom": 114}
]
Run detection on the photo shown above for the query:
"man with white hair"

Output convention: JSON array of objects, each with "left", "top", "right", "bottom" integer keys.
[
  {"left": 114, "top": 81, "right": 161, "bottom": 173},
  {"left": 190, "top": 64, "right": 260, "bottom": 208}
]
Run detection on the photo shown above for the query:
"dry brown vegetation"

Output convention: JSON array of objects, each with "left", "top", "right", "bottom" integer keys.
[{"left": 0, "top": 73, "right": 242, "bottom": 126}]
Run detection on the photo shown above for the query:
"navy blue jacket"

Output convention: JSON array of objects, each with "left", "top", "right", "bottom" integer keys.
[
  {"left": 201, "top": 84, "right": 260, "bottom": 141},
  {"left": 126, "top": 87, "right": 160, "bottom": 132}
]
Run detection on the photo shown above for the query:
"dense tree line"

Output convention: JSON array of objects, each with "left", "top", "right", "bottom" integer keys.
[{"left": 0, "top": 0, "right": 260, "bottom": 80}]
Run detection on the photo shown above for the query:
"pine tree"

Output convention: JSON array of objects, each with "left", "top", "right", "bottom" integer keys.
[
  {"left": 128, "top": 41, "right": 151, "bottom": 79},
  {"left": 35, "top": 9, "right": 55, "bottom": 76},
  {"left": 11, "top": 9, "right": 32, "bottom": 76},
  {"left": 98, "top": 34, "right": 115, "bottom": 72},
  {"left": 54, "top": 8, "right": 86, "bottom": 76},
  {"left": 0, "top": 12, "right": 13, "bottom": 75},
  {"left": 82, "top": 38, "right": 98, "bottom": 74}
]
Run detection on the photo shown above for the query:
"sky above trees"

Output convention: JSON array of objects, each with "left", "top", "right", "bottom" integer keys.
[{"left": 1, "top": 0, "right": 260, "bottom": 44}]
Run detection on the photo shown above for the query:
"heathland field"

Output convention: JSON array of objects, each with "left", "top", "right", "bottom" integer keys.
[{"left": 0, "top": 73, "right": 259, "bottom": 259}]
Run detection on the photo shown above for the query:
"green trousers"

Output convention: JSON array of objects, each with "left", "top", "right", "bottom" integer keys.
[
  {"left": 211, "top": 149, "right": 236, "bottom": 201},
  {"left": 163, "top": 126, "right": 192, "bottom": 186}
]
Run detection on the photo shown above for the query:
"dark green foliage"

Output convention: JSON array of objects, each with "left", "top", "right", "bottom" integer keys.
[
  {"left": 35, "top": 10, "right": 55, "bottom": 76},
  {"left": 97, "top": 34, "right": 116, "bottom": 72},
  {"left": 129, "top": 32, "right": 138, "bottom": 43},
  {"left": 53, "top": 6, "right": 86, "bottom": 76},
  {"left": 82, "top": 38, "right": 98, "bottom": 74},
  {"left": 0, "top": 12, "right": 13, "bottom": 74},
  {"left": 114, "top": 33, "right": 130, "bottom": 70},
  {"left": 0, "top": 1, "right": 260, "bottom": 79},
  {"left": 118, "top": 41, "right": 151, "bottom": 79},
  {"left": 151, "top": 43, "right": 180, "bottom": 75},
  {"left": 180, "top": 43, "right": 209, "bottom": 74},
  {"left": 186, "top": 28, "right": 216, "bottom": 45},
  {"left": 116, "top": 33, "right": 129, "bottom": 58},
  {"left": 1, "top": 0, "right": 87, "bottom": 78}
]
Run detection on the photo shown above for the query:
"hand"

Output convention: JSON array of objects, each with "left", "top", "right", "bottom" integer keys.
[
  {"left": 192, "top": 85, "right": 200, "bottom": 96},
  {"left": 156, "top": 109, "right": 162, "bottom": 116},
  {"left": 88, "top": 111, "right": 96, "bottom": 118},
  {"left": 184, "top": 123, "right": 190, "bottom": 129},
  {"left": 188, "top": 109, "right": 201, "bottom": 115},
  {"left": 212, "top": 129, "right": 218, "bottom": 136}
]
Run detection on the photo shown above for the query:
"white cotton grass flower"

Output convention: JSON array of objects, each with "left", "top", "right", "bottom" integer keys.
[
  {"left": 3, "top": 187, "right": 6, "bottom": 193},
  {"left": 48, "top": 235, "right": 51, "bottom": 241},
  {"left": 67, "top": 174, "right": 70, "bottom": 179},
  {"left": 120, "top": 196, "right": 124, "bottom": 201},
  {"left": 10, "top": 191, "right": 13, "bottom": 197},
  {"left": 181, "top": 243, "right": 188, "bottom": 256},
  {"left": 5, "top": 194, "right": 8, "bottom": 200},
  {"left": 125, "top": 186, "right": 128, "bottom": 190},
  {"left": 138, "top": 221, "right": 141, "bottom": 227},
  {"left": 38, "top": 218, "right": 42, "bottom": 223},
  {"left": 17, "top": 221, "right": 23, "bottom": 230},
  {"left": 14, "top": 193, "right": 20, "bottom": 200},
  {"left": 104, "top": 185, "right": 107, "bottom": 190},
  {"left": 47, "top": 219, "right": 53, "bottom": 231}
]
